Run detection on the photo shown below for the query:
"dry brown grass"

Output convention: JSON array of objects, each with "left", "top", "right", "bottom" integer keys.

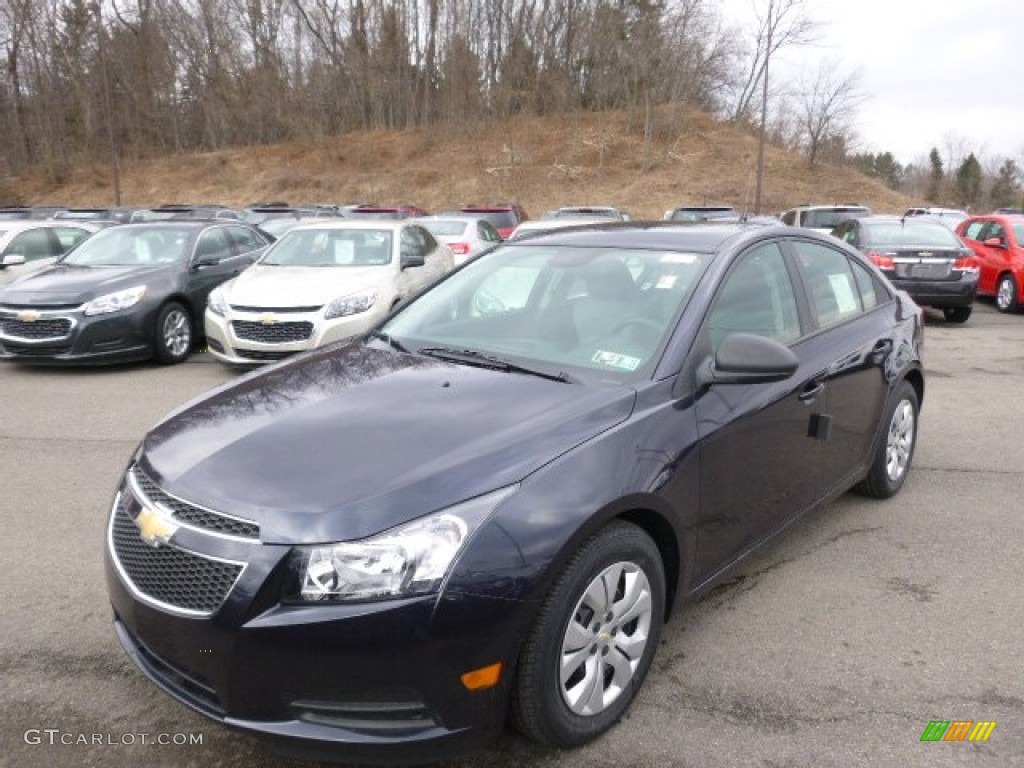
[{"left": 13, "top": 107, "right": 914, "bottom": 218}]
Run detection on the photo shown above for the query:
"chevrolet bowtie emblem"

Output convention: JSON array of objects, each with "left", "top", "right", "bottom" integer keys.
[
  {"left": 16, "top": 310, "right": 40, "bottom": 322},
  {"left": 134, "top": 507, "right": 179, "bottom": 547},
  {"left": 259, "top": 314, "right": 278, "bottom": 325}
]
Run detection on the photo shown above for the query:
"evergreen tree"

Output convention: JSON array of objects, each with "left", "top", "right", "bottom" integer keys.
[
  {"left": 954, "top": 153, "right": 983, "bottom": 209},
  {"left": 926, "top": 148, "right": 944, "bottom": 203}
]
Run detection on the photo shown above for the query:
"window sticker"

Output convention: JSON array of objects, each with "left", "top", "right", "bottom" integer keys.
[
  {"left": 828, "top": 273, "right": 859, "bottom": 313},
  {"left": 592, "top": 350, "right": 643, "bottom": 371},
  {"left": 656, "top": 274, "right": 678, "bottom": 290}
]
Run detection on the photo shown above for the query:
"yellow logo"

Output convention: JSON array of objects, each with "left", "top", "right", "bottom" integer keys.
[
  {"left": 134, "top": 507, "right": 178, "bottom": 547},
  {"left": 259, "top": 314, "right": 278, "bottom": 325},
  {"left": 16, "top": 310, "right": 40, "bottom": 322}
]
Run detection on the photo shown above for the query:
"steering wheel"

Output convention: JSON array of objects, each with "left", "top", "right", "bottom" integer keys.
[{"left": 607, "top": 318, "right": 663, "bottom": 341}]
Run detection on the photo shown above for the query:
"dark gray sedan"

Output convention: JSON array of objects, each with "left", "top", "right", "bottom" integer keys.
[{"left": 0, "top": 221, "right": 271, "bottom": 364}]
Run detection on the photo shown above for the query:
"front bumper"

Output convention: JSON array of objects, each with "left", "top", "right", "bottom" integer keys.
[
  {"left": 104, "top": 482, "right": 523, "bottom": 762},
  {"left": 0, "top": 305, "right": 154, "bottom": 364},
  {"left": 205, "top": 306, "right": 384, "bottom": 365},
  {"left": 888, "top": 272, "right": 978, "bottom": 309}
]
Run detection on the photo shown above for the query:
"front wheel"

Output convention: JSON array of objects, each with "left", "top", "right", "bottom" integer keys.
[
  {"left": 996, "top": 274, "right": 1020, "bottom": 312},
  {"left": 153, "top": 302, "right": 193, "bottom": 364},
  {"left": 511, "top": 521, "right": 665, "bottom": 748},
  {"left": 853, "top": 380, "right": 919, "bottom": 499},
  {"left": 942, "top": 306, "right": 972, "bottom": 324}
]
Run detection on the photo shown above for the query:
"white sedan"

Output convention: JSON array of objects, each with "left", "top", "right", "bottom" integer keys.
[
  {"left": 204, "top": 220, "right": 454, "bottom": 365},
  {"left": 0, "top": 220, "right": 105, "bottom": 286}
]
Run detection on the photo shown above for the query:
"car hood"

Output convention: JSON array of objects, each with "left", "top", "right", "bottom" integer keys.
[
  {"left": 0, "top": 263, "right": 173, "bottom": 304},
  {"left": 139, "top": 343, "right": 635, "bottom": 544},
  {"left": 224, "top": 264, "right": 391, "bottom": 308}
]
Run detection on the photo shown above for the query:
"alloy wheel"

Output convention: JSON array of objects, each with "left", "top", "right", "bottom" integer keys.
[
  {"left": 885, "top": 399, "right": 915, "bottom": 483},
  {"left": 163, "top": 308, "right": 191, "bottom": 357}
]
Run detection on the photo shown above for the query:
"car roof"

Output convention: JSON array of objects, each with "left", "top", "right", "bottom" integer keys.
[
  {"left": 506, "top": 221, "right": 772, "bottom": 252},
  {"left": 288, "top": 219, "right": 411, "bottom": 232}
]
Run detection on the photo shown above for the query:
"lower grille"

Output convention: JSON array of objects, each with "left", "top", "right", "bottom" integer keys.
[
  {"left": 235, "top": 348, "right": 294, "bottom": 361},
  {"left": 291, "top": 697, "right": 439, "bottom": 733},
  {"left": 232, "top": 320, "right": 313, "bottom": 343},
  {"left": 110, "top": 497, "right": 244, "bottom": 615},
  {"left": 129, "top": 628, "right": 224, "bottom": 715},
  {"left": 1, "top": 317, "right": 72, "bottom": 339},
  {"left": 2, "top": 343, "right": 71, "bottom": 357}
]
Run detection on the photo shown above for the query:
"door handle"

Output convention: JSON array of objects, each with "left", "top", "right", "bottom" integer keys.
[
  {"left": 798, "top": 381, "right": 825, "bottom": 403},
  {"left": 871, "top": 338, "right": 893, "bottom": 362}
]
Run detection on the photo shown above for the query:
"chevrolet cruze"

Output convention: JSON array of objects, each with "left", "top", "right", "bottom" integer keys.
[{"left": 106, "top": 223, "right": 924, "bottom": 761}]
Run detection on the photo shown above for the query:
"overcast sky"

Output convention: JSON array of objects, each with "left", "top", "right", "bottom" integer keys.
[{"left": 718, "top": 0, "right": 1024, "bottom": 169}]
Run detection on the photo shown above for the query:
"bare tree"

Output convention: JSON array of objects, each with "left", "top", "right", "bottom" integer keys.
[{"left": 797, "top": 59, "right": 863, "bottom": 166}]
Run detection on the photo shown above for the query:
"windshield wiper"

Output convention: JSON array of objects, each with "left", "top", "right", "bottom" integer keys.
[
  {"left": 367, "top": 329, "right": 410, "bottom": 353},
  {"left": 416, "top": 346, "right": 577, "bottom": 383}
]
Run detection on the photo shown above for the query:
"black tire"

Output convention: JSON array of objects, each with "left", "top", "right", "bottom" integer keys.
[
  {"left": 996, "top": 273, "right": 1020, "bottom": 313},
  {"left": 853, "top": 380, "right": 919, "bottom": 499},
  {"left": 511, "top": 521, "right": 665, "bottom": 748},
  {"left": 942, "top": 306, "right": 972, "bottom": 324},
  {"left": 153, "top": 302, "right": 193, "bottom": 364}
]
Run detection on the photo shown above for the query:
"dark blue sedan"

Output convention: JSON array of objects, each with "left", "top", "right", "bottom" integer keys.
[{"left": 105, "top": 222, "right": 924, "bottom": 761}]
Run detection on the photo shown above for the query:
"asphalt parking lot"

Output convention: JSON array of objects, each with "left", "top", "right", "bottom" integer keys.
[{"left": 1, "top": 301, "right": 1022, "bottom": 768}]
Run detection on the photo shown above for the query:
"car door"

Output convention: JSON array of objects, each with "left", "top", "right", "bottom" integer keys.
[
  {"left": 960, "top": 218, "right": 997, "bottom": 294},
  {"left": 186, "top": 227, "right": 239, "bottom": 311},
  {"left": 787, "top": 239, "right": 893, "bottom": 496},
  {"left": 692, "top": 240, "right": 824, "bottom": 582}
]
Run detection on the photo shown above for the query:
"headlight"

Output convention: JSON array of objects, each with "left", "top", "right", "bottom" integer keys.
[
  {"left": 83, "top": 285, "right": 146, "bottom": 316},
  {"left": 286, "top": 486, "right": 516, "bottom": 603},
  {"left": 324, "top": 289, "right": 377, "bottom": 320},
  {"left": 207, "top": 286, "right": 228, "bottom": 317}
]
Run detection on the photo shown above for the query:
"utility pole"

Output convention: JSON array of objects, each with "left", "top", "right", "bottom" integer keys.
[{"left": 754, "top": 1, "right": 773, "bottom": 215}]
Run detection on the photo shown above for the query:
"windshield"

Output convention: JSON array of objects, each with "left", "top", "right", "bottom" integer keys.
[
  {"left": 863, "top": 221, "right": 963, "bottom": 248},
  {"left": 1015, "top": 224, "right": 1024, "bottom": 244},
  {"left": 261, "top": 228, "right": 393, "bottom": 267},
  {"left": 259, "top": 218, "right": 305, "bottom": 237},
  {"left": 62, "top": 226, "right": 190, "bottom": 265},
  {"left": 421, "top": 220, "right": 469, "bottom": 237},
  {"left": 382, "top": 244, "right": 713, "bottom": 382}
]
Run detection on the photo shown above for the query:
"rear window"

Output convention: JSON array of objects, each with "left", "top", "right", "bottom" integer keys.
[
  {"left": 669, "top": 207, "right": 736, "bottom": 222},
  {"left": 862, "top": 221, "right": 962, "bottom": 248},
  {"left": 347, "top": 209, "right": 403, "bottom": 220},
  {"left": 422, "top": 220, "right": 469, "bottom": 237},
  {"left": 803, "top": 208, "right": 869, "bottom": 229}
]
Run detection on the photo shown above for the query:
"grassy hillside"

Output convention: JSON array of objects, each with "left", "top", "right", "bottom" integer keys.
[{"left": 14, "top": 108, "right": 914, "bottom": 219}]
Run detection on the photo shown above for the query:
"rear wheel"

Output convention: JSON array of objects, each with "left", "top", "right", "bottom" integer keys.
[
  {"left": 154, "top": 302, "right": 192, "bottom": 364},
  {"left": 996, "top": 274, "right": 1020, "bottom": 312},
  {"left": 942, "top": 306, "right": 972, "bottom": 324},
  {"left": 854, "top": 380, "right": 918, "bottom": 499},
  {"left": 511, "top": 521, "right": 664, "bottom": 748}
]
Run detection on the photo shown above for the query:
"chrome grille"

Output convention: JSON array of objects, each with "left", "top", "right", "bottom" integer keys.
[
  {"left": 232, "top": 320, "right": 314, "bottom": 343},
  {"left": 110, "top": 498, "right": 243, "bottom": 614},
  {"left": 130, "top": 465, "right": 260, "bottom": 539},
  {"left": 1, "top": 317, "right": 72, "bottom": 340}
]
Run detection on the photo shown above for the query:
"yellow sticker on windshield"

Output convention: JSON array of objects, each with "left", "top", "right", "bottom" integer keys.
[{"left": 593, "top": 350, "right": 642, "bottom": 371}]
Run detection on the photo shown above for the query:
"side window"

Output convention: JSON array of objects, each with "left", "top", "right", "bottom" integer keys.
[
  {"left": 4, "top": 229, "right": 55, "bottom": 261},
  {"left": 836, "top": 224, "right": 857, "bottom": 244},
  {"left": 479, "top": 222, "right": 500, "bottom": 243},
  {"left": 193, "top": 229, "right": 232, "bottom": 262},
  {"left": 848, "top": 258, "right": 886, "bottom": 310},
  {"left": 985, "top": 222, "right": 1006, "bottom": 245},
  {"left": 53, "top": 227, "right": 90, "bottom": 252},
  {"left": 707, "top": 242, "right": 801, "bottom": 351},
  {"left": 963, "top": 220, "right": 986, "bottom": 241},
  {"left": 781, "top": 210, "right": 796, "bottom": 226},
  {"left": 226, "top": 226, "right": 265, "bottom": 254},
  {"left": 792, "top": 241, "right": 863, "bottom": 329},
  {"left": 416, "top": 227, "right": 438, "bottom": 252}
]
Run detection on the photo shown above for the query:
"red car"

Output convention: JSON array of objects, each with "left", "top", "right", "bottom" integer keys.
[
  {"left": 956, "top": 215, "right": 1024, "bottom": 312},
  {"left": 459, "top": 204, "right": 529, "bottom": 239}
]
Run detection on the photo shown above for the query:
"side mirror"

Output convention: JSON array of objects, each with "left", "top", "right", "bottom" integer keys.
[
  {"left": 400, "top": 249, "right": 425, "bottom": 269},
  {"left": 1, "top": 253, "right": 26, "bottom": 267},
  {"left": 983, "top": 236, "right": 1006, "bottom": 249},
  {"left": 696, "top": 333, "right": 799, "bottom": 390}
]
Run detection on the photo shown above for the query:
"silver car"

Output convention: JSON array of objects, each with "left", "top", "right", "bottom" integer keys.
[
  {"left": 419, "top": 216, "right": 502, "bottom": 265},
  {"left": 0, "top": 220, "right": 105, "bottom": 286}
]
